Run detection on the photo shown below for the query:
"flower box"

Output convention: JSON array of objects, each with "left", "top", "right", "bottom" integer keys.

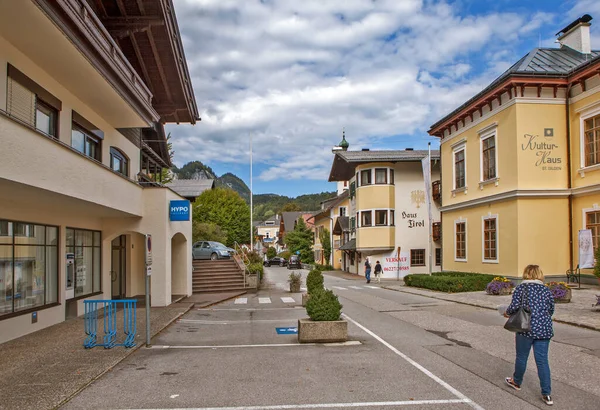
[
  {"left": 546, "top": 282, "right": 571, "bottom": 303},
  {"left": 486, "top": 277, "right": 514, "bottom": 295}
]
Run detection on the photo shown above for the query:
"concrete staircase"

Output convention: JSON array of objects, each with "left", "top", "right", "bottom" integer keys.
[{"left": 192, "top": 259, "right": 246, "bottom": 293}]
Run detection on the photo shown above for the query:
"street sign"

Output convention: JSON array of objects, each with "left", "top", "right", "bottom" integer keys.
[
  {"left": 276, "top": 327, "right": 298, "bottom": 335},
  {"left": 146, "top": 265, "right": 152, "bottom": 276},
  {"left": 145, "top": 234, "right": 152, "bottom": 265},
  {"left": 169, "top": 200, "right": 191, "bottom": 221}
]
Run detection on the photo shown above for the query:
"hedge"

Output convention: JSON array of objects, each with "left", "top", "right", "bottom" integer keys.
[{"left": 404, "top": 272, "right": 496, "bottom": 293}]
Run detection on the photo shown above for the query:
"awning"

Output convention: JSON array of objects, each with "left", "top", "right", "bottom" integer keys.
[{"left": 339, "top": 239, "right": 356, "bottom": 251}]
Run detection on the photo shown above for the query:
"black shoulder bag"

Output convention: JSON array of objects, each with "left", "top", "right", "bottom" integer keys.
[{"left": 504, "top": 286, "right": 531, "bottom": 333}]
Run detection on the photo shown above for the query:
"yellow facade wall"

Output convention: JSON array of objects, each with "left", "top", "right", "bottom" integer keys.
[
  {"left": 515, "top": 103, "right": 568, "bottom": 190},
  {"left": 570, "top": 89, "right": 600, "bottom": 188},
  {"left": 356, "top": 185, "right": 395, "bottom": 210},
  {"left": 356, "top": 226, "right": 395, "bottom": 250}
]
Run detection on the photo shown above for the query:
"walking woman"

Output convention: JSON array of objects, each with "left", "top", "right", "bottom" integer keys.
[
  {"left": 504, "top": 265, "right": 555, "bottom": 406},
  {"left": 374, "top": 260, "right": 382, "bottom": 283}
]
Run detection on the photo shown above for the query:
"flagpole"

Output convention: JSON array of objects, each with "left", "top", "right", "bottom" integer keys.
[
  {"left": 250, "top": 134, "right": 253, "bottom": 249},
  {"left": 428, "top": 142, "right": 432, "bottom": 275}
]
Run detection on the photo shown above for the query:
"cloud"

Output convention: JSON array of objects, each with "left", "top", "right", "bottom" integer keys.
[{"left": 167, "top": 0, "right": 577, "bottom": 183}]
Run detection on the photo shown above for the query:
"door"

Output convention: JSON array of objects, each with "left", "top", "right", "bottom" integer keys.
[
  {"left": 111, "top": 235, "right": 126, "bottom": 299},
  {"left": 200, "top": 241, "right": 212, "bottom": 259},
  {"left": 192, "top": 242, "right": 202, "bottom": 260}
]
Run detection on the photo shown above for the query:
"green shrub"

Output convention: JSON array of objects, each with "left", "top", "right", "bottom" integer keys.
[
  {"left": 305, "top": 288, "right": 342, "bottom": 321},
  {"left": 404, "top": 272, "right": 496, "bottom": 293},
  {"left": 266, "top": 247, "right": 276, "bottom": 259},
  {"left": 247, "top": 263, "right": 264, "bottom": 281},
  {"left": 306, "top": 269, "right": 324, "bottom": 294},
  {"left": 278, "top": 251, "right": 292, "bottom": 260},
  {"left": 314, "top": 264, "right": 334, "bottom": 271},
  {"left": 594, "top": 247, "right": 600, "bottom": 278}
]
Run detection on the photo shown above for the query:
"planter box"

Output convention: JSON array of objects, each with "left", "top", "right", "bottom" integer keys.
[
  {"left": 290, "top": 284, "right": 301, "bottom": 293},
  {"left": 487, "top": 287, "right": 513, "bottom": 296},
  {"left": 553, "top": 288, "right": 571, "bottom": 304},
  {"left": 246, "top": 275, "right": 258, "bottom": 289},
  {"left": 298, "top": 318, "right": 347, "bottom": 343},
  {"left": 302, "top": 293, "right": 309, "bottom": 307}
]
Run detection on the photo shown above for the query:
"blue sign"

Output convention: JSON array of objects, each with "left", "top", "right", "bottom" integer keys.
[
  {"left": 169, "top": 200, "right": 191, "bottom": 221},
  {"left": 276, "top": 327, "right": 298, "bottom": 335}
]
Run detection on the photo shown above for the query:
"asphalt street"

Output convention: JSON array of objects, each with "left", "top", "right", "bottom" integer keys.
[{"left": 61, "top": 267, "right": 600, "bottom": 410}]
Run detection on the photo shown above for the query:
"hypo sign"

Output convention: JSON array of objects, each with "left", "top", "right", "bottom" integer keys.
[{"left": 169, "top": 200, "right": 191, "bottom": 221}]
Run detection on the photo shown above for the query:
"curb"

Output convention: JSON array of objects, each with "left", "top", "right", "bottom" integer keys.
[
  {"left": 53, "top": 304, "right": 194, "bottom": 410},
  {"left": 381, "top": 286, "right": 600, "bottom": 332}
]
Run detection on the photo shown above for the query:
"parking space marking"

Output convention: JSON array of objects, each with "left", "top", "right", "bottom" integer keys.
[
  {"left": 342, "top": 314, "right": 483, "bottom": 410},
  {"left": 259, "top": 298, "right": 272, "bottom": 304},
  {"left": 234, "top": 298, "right": 248, "bottom": 304},
  {"left": 126, "top": 398, "right": 469, "bottom": 409},
  {"left": 280, "top": 297, "right": 296, "bottom": 303}
]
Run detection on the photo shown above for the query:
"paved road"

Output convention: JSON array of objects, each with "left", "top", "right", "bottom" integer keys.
[{"left": 62, "top": 267, "right": 600, "bottom": 410}]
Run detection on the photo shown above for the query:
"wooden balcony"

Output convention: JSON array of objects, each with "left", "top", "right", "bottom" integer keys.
[
  {"left": 432, "top": 222, "right": 441, "bottom": 242},
  {"left": 432, "top": 180, "right": 441, "bottom": 202}
]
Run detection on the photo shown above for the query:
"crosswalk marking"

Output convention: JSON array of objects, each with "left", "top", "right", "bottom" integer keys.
[
  {"left": 349, "top": 286, "right": 362, "bottom": 289},
  {"left": 332, "top": 286, "right": 347, "bottom": 290},
  {"left": 258, "top": 297, "right": 271, "bottom": 304},
  {"left": 234, "top": 298, "right": 247, "bottom": 304},
  {"left": 365, "top": 285, "right": 380, "bottom": 289},
  {"left": 280, "top": 297, "right": 296, "bottom": 303}
]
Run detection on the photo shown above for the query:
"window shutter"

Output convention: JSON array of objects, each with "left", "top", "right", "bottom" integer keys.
[{"left": 7, "top": 77, "right": 35, "bottom": 126}]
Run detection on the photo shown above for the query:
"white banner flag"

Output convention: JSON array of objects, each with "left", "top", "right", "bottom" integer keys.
[{"left": 578, "top": 229, "right": 594, "bottom": 269}]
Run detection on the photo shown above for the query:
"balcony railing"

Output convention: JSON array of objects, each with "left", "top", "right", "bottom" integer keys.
[
  {"left": 432, "top": 222, "right": 441, "bottom": 242},
  {"left": 432, "top": 180, "right": 441, "bottom": 202}
]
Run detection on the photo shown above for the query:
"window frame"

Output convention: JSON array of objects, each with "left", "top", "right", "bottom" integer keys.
[
  {"left": 374, "top": 210, "right": 388, "bottom": 226},
  {"left": 72, "top": 123, "right": 102, "bottom": 161},
  {"left": 390, "top": 168, "right": 395, "bottom": 185},
  {"left": 480, "top": 129, "right": 497, "bottom": 182},
  {"left": 435, "top": 248, "right": 442, "bottom": 266},
  {"left": 66, "top": 227, "right": 102, "bottom": 298},
  {"left": 482, "top": 215, "right": 499, "bottom": 263},
  {"left": 361, "top": 210, "right": 372, "bottom": 227},
  {"left": 453, "top": 145, "right": 466, "bottom": 190},
  {"left": 580, "top": 105, "right": 600, "bottom": 169},
  {"left": 339, "top": 206, "right": 347, "bottom": 217},
  {"left": 34, "top": 99, "right": 59, "bottom": 138},
  {"left": 584, "top": 208, "right": 600, "bottom": 251},
  {"left": 360, "top": 169, "right": 372, "bottom": 186},
  {"left": 410, "top": 249, "right": 426, "bottom": 267},
  {"left": 109, "top": 147, "right": 129, "bottom": 177},
  {"left": 374, "top": 168, "right": 388, "bottom": 184},
  {"left": 454, "top": 220, "right": 467, "bottom": 262}
]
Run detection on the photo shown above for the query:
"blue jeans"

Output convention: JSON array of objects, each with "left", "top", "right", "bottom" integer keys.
[
  {"left": 513, "top": 333, "right": 551, "bottom": 395},
  {"left": 365, "top": 268, "right": 371, "bottom": 282}
]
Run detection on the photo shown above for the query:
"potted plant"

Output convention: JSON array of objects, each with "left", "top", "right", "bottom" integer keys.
[
  {"left": 546, "top": 281, "right": 571, "bottom": 303},
  {"left": 288, "top": 272, "right": 302, "bottom": 293},
  {"left": 298, "top": 288, "right": 347, "bottom": 343},
  {"left": 303, "top": 269, "right": 324, "bottom": 306},
  {"left": 485, "top": 277, "right": 514, "bottom": 295}
]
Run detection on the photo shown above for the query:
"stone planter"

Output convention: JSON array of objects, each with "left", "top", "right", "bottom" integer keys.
[
  {"left": 490, "top": 287, "right": 512, "bottom": 296},
  {"left": 290, "top": 283, "right": 301, "bottom": 293},
  {"left": 302, "top": 293, "right": 310, "bottom": 306},
  {"left": 298, "top": 318, "right": 348, "bottom": 343},
  {"left": 554, "top": 288, "right": 572, "bottom": 304},
  {"left": 246, "top": 274, "right": 258, "bottom": 289}
]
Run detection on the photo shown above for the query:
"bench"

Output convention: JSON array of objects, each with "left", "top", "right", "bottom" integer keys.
[{"left": 565, "top": 265, "right": 580, "bottom": 284}]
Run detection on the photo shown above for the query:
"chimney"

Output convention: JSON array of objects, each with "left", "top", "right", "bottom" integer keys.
[
  {"left": 556, "top": 14, "right": 592, "bottom": 54},
  {"left": 405, "top": 148, "right": 414, "bottom": 151},
  {"left": 361, "top": 148, "right": 370, "bottom": 151}
]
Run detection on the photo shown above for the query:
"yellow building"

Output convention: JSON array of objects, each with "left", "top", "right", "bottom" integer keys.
[
  {"left": 428, "top": 15, "right": 600, "bottom": 281},
  {"left": 310, "top": 191, "right": 349, "bottom": 270},
  {"left": 0, "top": 0, "right": 198, "bottom": 343},
  {"left": 328, "top": 136, "right": 442, "bottom": 277}
]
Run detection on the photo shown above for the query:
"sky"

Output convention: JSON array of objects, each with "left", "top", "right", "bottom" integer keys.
[{"left": 166, "top": 0, "right": 600, "bottom": 197}]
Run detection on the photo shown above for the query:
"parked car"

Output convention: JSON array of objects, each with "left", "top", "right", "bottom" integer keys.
[
  {"left": 287, "top": 255, "right": 301, "bottom": 269},
  {"left": 263, "top": 256, "right": 287, "bottom": 267},
  {"left": 192, "top": 241, "right": 235, "bottom": 260}
]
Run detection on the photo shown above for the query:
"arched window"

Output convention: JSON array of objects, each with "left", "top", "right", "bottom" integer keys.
[{"left": 110, "top": 147, "right": 129, "bottom": 177}]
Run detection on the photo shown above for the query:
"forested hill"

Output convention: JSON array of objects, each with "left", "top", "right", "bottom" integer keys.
[{"left": 172, "top": 161, "right": 335, "bottom": 220}]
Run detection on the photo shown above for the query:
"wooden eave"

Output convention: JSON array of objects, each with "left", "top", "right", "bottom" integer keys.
[
  {"left": 33, "top": 0, "right": 160, "bottom": 125},
  {"left": 89, "top": 0, "right": 199, "bottom": 124}
]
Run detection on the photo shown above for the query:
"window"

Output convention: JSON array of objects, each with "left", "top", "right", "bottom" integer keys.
[
  {"left": 375, "top": 168, "right": 387, "bottom": 184},
  {"left": 72, "top": 112, "right": 103, "bottom": 161},
  {"left": 481, "top": 134, "right": 496, "bottom": 181},
  {"left": 0, "top": 220, "right": 58, "bottom": 317},
  {"left": 390, "top": 210, "right": 395, "bottom": 226},
  {"left": 455, "top": 222, "right": 466, "bottom": 260},
  {"left": 361, "top": 211, "right": 372, "bottom": 227},
  {"left": 66, "top": 228, "right": 101, "bottom": 297},
  {"left": 483, "top": 217, "right": 497, "bottom": 261},
  {"left": 350, "top": 181, "right": 356, "bottom": 198},
  {"left": 266, "top": 221, "right": 275, "bottom": 225},
  {"left": 110, "top": 148, "right": 129, "bottom": 177},
  {"left": 435, "top": 248, "right": 442, "bottom": 266},
  {"left": 390, "top": 169, "right": 394, "bottom": 185},
  {"left": 584, "top": 114, "right": 600, "bottom": 167},
  {"left": 6, "top": 65, "right": 60, "bottom": 138},
  {"left": 454, "top": 148, "right": 466, "bottom": 189},
  {"left": 339, "top": 207, "right": 347, "bottom": 217},
  {"left": 350, "top": 216, "right": 356, "bottom": 231},
  {"left": 265, "top": 232, "right": 270, "bottom": 239},
  {"left": 586, "top": 211, "right": 600, "bottom": 249},
  {"left": 375, "top": 210, "right": 387, "bottom": 226},
  {"left": 410, "top": 249, "right": 425, "bottom": 267},
  {"left": 360, "top": 169, "right": 372, "bottom": 186}
]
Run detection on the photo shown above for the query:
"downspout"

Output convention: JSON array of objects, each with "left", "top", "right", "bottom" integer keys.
[{"left": 566, "top": 83, "right": 574, "bottom": 275}]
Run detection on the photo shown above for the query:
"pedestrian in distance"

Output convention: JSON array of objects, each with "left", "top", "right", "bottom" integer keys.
[
  {"left": 374, "top": 260, "right": 382, "bottom": 283},
  {"left": 364, "top": 257, "right": 372, "bottom": 283},
  {"left": 504, "top": 264, "right": 555, "bottom": 406}
]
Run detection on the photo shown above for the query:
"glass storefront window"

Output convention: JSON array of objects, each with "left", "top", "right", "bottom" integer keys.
[
  {"left": 0, "top": 220, "right": 58, "bottom": 317},
  {"left": 67, "top": 228, "right": 101, "bottom": 298}
]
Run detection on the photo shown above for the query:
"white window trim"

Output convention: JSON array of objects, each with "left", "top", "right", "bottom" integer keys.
[
  {"left": 452, "top": 143, "right": 467, "bottom": 191},
  {"left": 454, "top": 219, "right": 467, "bottom": 262},
  {"left": 357, "top": 208, "right": 395, "bottom": 228},
  {"left": 481, "top": 214, "right": 499, "bottom": 264},
  {"left": 357, "top": 167, "right": 396, "bottom": 187},
  {"left": 339, "top": 206, "right": 347, "bottom": 217},
  {"left": 479, "top": 128, "right": 498, "bottom": 183},
  {"left": 579, "top": 104, "right": 600, "bottom": 170}
]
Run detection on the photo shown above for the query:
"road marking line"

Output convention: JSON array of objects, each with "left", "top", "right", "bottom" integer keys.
[
  {"left": 348, "top": 286, "right": 362, "bottom": 289},
  {"left": 179, "top": 319, "right": 296, "bottom": 324},
  {"left": 342, "top": 314, "right": 484, "bottom": 410},
  {"left": 125, "top": 398, "right": 469, "bottom": 409},
  {"left": 148, "top": 341, "right": 362, "bottom": 350},
  {"left": 332, "top": 286, "right": 347, "bottom": 290},
  {"left": 234, "top": 298, "right": 247, "bottom": 304},
  {"left": 280, "top": 297, "right": 296, "bottom": 303},
  {"left": 206, "top": 307, "right": 302, "bottom": 311},
  {"left": 365, "top": 286, "right": 380, "bottom": 289},
  {"left": 259, "top": 298, "right": 272, "bottom": 304}
]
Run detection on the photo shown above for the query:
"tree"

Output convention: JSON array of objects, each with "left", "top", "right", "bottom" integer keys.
[
  {"left": 284, "top": 217, "right": 314, "bottom": 263},
  {"left": 194, "top": 187, "right": 251, "bottom": 247},
  {"left": 192, "top": 221, "right": 227, "bottom": 244},
  {"left": 281, "top": 202, "right": 301, "bottom": 212},
  {"left": 319, "top": 228, "right": 332, "bottom": 265},
  {"left": 266, "top": 247, "right": 276, "bottom": 259}
]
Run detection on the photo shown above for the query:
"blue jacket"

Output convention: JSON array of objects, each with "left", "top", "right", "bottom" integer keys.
[{"left": 506, "top": 281, "right": 554, "bottom": 339}]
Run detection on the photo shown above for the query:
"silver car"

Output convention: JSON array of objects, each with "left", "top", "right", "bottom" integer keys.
[{"left": 192, "top": 241, "right": 235, "bottom": 260}]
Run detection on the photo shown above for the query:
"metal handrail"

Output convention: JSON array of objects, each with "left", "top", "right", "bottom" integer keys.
[{"left": 233, "top": 242, "right": 251, "bottom": 288}]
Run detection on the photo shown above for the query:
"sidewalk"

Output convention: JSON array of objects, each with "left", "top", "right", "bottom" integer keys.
[{"left": 0, "top": 292, "right": 240, "bottom": 410}]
